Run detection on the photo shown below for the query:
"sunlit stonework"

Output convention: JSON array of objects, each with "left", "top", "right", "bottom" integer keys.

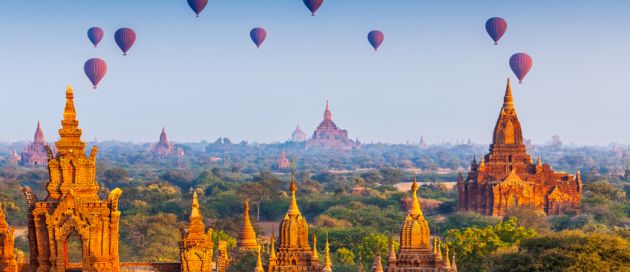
[
  {"left": 179, "top": 192, "right": 213, "bottom": 272},
  {"left": 0, "top": 202, "right": 17, "bottom": 272},
  {"left": 23, "top": 85, "right": 123, "bottom": 272},
  {"left": 457, "top": 79, "right": 582, "bottom": 216}
]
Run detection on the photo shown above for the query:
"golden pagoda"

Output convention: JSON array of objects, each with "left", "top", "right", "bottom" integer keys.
[
  {"left": 270, "top": 161, "right": 321, "bottom": 272},
  {"left": 255, "top": 244, "right": 265, "bottom": 272},
  {"left": 371, "top": 250, "right": 384, "bottom": 272},
  {"left": 0, "top": 202, "right": 17, "bottom": 272},
  {"left": 24, "top": 85, "right": 123, "bottom": 272},
  {"left": 237, "top": 199, "right": 259, "bottom": 251},
  {"left": 387, "top": 177, "right": 455, "bottom": 271},
  {"left": 322, "top": 232, "right": 332, "bottom": 272},
  {"left": 180, "top": 192, "right": 214, "bottom": 272},
  {"left": 268, "top": 234, "right": 277, "bottom": 272}
]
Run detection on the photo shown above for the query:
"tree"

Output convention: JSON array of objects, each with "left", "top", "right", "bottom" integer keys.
[
  {"left": 446, "top": 217, "right": 536, "bottom": 271},
  {"left": 487, "top": 230, "right": 630, "bottom": 271},
  {"left": 355, "top": 233, "right": 391, "bottom": 269},
  {"left": 503, "top": 205, "right": 550, "bottom": 234}
]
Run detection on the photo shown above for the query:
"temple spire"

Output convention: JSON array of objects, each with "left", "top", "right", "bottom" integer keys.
[
  {"left": 409, "top": 176, "right": 423, "bottom": 216},
  {"left": 503, "top": 78, "right": 514, "bottom": 111},
  {"left": 255, "top": 244, "right": 264, "bottom": 272},
  {"left": 0, "top": 202, "right": 7, "bottom": 230},
  {"left": 444, "top": 244, "right": 451, "bottom": 270},
  {"left": 64, "top": 84, "right": 77, "bottom": 121},
  {"left": 237, "top": 199, "right": 259, "bottom": 251},
  {"left": 190, "top": 191, "right": 201, "bottom": 219},
  {"left": 56, "top": 84, "right": 86, "bottom": 156},
  {"left": 311, "top": 234, "right": 319, "bottom": 262},
  {"left": 324, "top": 100, "right": 332, "bottom": 121},
  {"left": 34, "top": 121, "right": 45, "bottom": 143},
  {"left": 287, "top": 160, "right": 301, "bottom": 216},
  {"left": 323, "top": 231, "right": 332, "bottom": 272},
  {"left": 387, "top": 237, "right": 397, "bottom": 268},
  {"left": 372, "top": 249, "right": 384, "bottom": 272},
  {"left": 537, "top": 155, "right": 542, "bottom": 167}
]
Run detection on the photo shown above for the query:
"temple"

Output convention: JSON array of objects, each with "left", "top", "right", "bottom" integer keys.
[
  {"left": 276, "top": 150, "right": 290, "bottom": 169},
  {"left": 457, "top": 79, "right": 582, "bottom": 216},
  {"left": 179, "top": 192, "right": 213, "bottom": 272},
  {"left": 291, "top": 125, "right": 307, "bottom": 142},
  {"left": 20, "top": 122, "right": 49, "bottom": 166},
  {"left": 306, "top": 101, "right": 360, "bottom": 150},
  {"left": 386, "top": 177, "right": 455, "bottom": 272},
  {"left": 0, "top": 202, "right": 17, "bottom": 272},
  {"left": 9, "top": 150, "right": 20, "bottom": 165},
  {"left": 268, "top": 162, "right": 322, "bottom": 272},
  {"left": 150, "top": 128, "right": 184, "bottom": 158},
  {"left": 23, "top": 85, "right": 124, "bottom": 272}
]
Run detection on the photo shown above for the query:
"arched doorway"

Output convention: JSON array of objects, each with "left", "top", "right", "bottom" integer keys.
[{"left": 65, "top": 231, "right": 83, "bottom": 272}]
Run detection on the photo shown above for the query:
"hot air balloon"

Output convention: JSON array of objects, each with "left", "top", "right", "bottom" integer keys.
[
  {"left": 485, "top": 17, "right": 507, "bottom": 45},
  {"left": 509, "top": 53, "right": 533, "bottom": 83},
  {"left": 87, "top": 27, "right": 104, "bottom": 48},
  {"left": 303, "top": 0, "right": 323, "bottom": 16},
  {"left": 250, "top": 28, "right": 267, "bottom": 48},
  {"left": 84, "top": 58, "right": 107, "bottom": 89},
  {"left": 367, "top": 30, "right": 384, "bottom": 51},
  {"left": 188, "top": 0, "right": 208, "bottom": 17},
  {"left": 114, "top": 28, "right": 136, "bottom": 56}
]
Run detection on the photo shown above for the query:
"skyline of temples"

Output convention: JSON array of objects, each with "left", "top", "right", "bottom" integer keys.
[
  {"left": 457, "top": 79, "right": 582, "bottom": 216},
  {"left": 150, "top": 128, "right": 185, "bottom": 158}
]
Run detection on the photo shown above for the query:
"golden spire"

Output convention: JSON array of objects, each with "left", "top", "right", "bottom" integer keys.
[
  {"left": 0, "top": 202, "right": 7, "bottom": 230},
  {"left": 255, "top": 244, "right": 264, "bottom": 272},
  {"left": 409, "top": 176, "right": 423, "bottom": 216},
  {"left": 387, "top": 237, "right": 396, "bottom": 259},
  {"left": 529, "top": 154, "right": 534, "bottom": 164},
  {"left": 323, "top": 231, "right": 332, "bottom": 272},
  {"left": 190, "top": 191, "right": 201, "bottom": 219},
  {"left": 503, "top": 78, "right": 514, "bottom": 111},
  {"left": 56, "top": 84, "right": 86, "bottom": 156},
  {"left": 436, "top": 238, "right": 443, "bottom": 260},
  {"left": 287, "top": 160, "right": 301, "bottom": 216},
  {"left": 372, "top": 249, "right": 384, "bottom": 272},
  {"left": 312, "top": 234, "right": 319, "bottom": 262},
  {"left": 432, "top": 236, "right": 437, "bottom": 255},
  {"left": 537, "top": 155, "right": 543, "bottom": 167},
  {"left": 269, "top": 233, "right": 277, "bottom": 260},
  {"left": 237, "top": 199, "right": 259, "bottom": 250},
  {"left": 444, "top": 244, "right": 451, "bottom": 270}
]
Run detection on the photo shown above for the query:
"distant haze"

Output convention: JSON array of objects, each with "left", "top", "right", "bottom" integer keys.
[{"left": 0, "top": 1, "right": 628, "bottom": 145}]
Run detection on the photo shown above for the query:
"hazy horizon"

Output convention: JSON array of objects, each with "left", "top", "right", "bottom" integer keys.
[{"left": 1, "top": 1, "right": 629, "bottom": 145}]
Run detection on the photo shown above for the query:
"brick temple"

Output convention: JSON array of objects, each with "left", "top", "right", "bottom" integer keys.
[
  {"left": 457, "top": 79, "right": 582, "bottom": 216},
  {"left": 306, "top": 101, "right": 360, "bottom": 150},
  {"left": 20, "top": 122, "right": 48, "bottom": 166},
  {"left": 150, "top": 128, "right": 184, "bottom": 158}
]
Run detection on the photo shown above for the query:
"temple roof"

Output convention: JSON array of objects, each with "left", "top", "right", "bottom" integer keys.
[
  {"left": 237, "top": 199, "right": 258, "bottom": 250},
  {"left": 34, "top": 121, "right": 45, "bottom": 144},
  {"left": 55, "top": 85, "right": 86, "bottom": 157}
]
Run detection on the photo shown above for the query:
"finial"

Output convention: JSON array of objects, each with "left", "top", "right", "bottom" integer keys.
[
  {"left": 63, "top": 84, "right": 76, "bottom": 121},
  {"left": 312, "top": 234, "right": 319, "bottom": 262},
  {"left": 323, "top": 230, "right": 333, "bottom": 271},
  {"left": 537, "top": 155, "right": 542, "bottom": 167},
  {"left": 287, "top": 160, "right": 301, "bottom": 215},
  {"left": 409, "top": 176, "right": 422, "bottom": 216},
  {"left": 190, "top": 191, "right": 201, "bottom": 218},
  {"left": 503, "top": 78, "right": 514, "bottom": 110},
  {"left": 254, "top": 243, "right": 264, "bottom": 272}
]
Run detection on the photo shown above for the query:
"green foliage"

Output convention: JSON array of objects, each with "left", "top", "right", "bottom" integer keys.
[
  {"left": 503, "top": 206, "right": 551, "bottom": 233},
  {"left": 119, "top": 213, "right": 182, "bottom": 262},
  {"left": 227, "top": 251, "right": 258, "bottom": 272},
  {"left": 438, "top": 212, "right": 499, "bottom": 233},
  {"left": 487, "top": 230, "right": 630, "bottom": 271},
  {"left": 446, "top": 217, "right": 536, "bottom": 271},
  {"left": 335, "top": 247, "right": 355, "bottom": 265},
  {"left": 355, "top": 233, "right": 395, "bottom": 269},
  {"left": 211, "top": 229, "right": 237, "bottom": 250}
]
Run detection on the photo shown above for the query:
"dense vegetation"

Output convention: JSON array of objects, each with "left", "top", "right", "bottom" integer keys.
[{"left": 1, "top": 140, "right": 629, "bottom": 271}]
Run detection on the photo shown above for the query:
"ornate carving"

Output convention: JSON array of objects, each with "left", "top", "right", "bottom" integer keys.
[
  {"left": 180, "top": 192, "right": 213, "bottom": 272},
  {"left": 458, "top": 79, "right": 582, "bottom": 216}
]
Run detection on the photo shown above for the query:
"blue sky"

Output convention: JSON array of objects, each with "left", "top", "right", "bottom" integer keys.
[{"left": 0, "top": 0, "right": 628, "bottom": 144}]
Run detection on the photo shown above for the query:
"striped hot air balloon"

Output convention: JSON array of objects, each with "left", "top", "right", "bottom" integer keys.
[
  {"left": 114, "top": 28, "right": 136, "bottom": 56},
  {"left": 485, "top": 17, "right": 507, "bottom": 45},
  {"left": 509, "top": 53, "right": 533, "bottom": 83},
  {"left": 250, "top": 27, "right": 267, "bottom": 48},
  {"left": 187, "top": 0, "right": 208, "bottom": 17},
  {"left": 367, "top": 30, "right": 384, "bottom": 51},
  {"left": 87, "top": 27, "right": 104, "bottom": 47},
  {"left": 303, "top": 0, "right": 323, "bottom": 16},
  {"left": 84, "top": 58, "right": 107, "bottom": 89}
]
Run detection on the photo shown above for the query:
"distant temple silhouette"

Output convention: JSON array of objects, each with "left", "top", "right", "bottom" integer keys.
[
  {"left": 276, "top": 150, "right": 290, "bottom": 169},
  {"left": 291, "top": 125, "right": 307, "bottom": 142},
  {"left": 306, "top": 101, "right": 360, "bottom": 150},
  {"left": 151, "top": 128, "right": 185, "bottom": 158},
  {"left": 457, "top": 79, "right": 582, "bottom": 216},
  {"left": 20, "top": 122, "right": 49, "bottom": 166}
]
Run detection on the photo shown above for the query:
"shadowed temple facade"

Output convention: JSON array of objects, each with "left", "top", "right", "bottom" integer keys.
[
  {"left": 457, "top": 79, "right": 582, "bottom": 216},
  {"left": 306, "top": 101, "right": 360, "bottom": 150}
]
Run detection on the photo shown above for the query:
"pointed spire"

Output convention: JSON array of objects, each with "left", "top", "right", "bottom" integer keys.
[
  {"left": 287, "top": 160, "right": 301, "bottom": 216},
  {"left": 324, "top": 100, "right": 332, "bottom": 121},
  {"left": 254, "top": 244, "right": 264, "bottom": 272},
  {"left": 444, "top": 244, "right": 451, "bottom": 270},
  {"left": 436, "top": 238, "right": 443, "bottom": 260},
  {"left": 0, "top": 202, "right": 7, "bottom": 230},
  {"left": 323, "top": 231, "right": 332, "bottom": 272},
  {"left": 537, "top": 155, "right": 542, "bottom": 167},
  {"left": 387, "top": 237, "right": 397, "bottom": 264},
  {"left": 409, "top": 176, "right": 423, "bottom": 216},
  {"left": 270, "top": 232, "right": 277, "bottom": 260},
  {"left": 503, "top": 78, "right": 514, "bottom": 111},
  {"left": 371, "top": 249, "right": 384, "bottom": 272},
  {"left": 529, "top": 154, "right": 534, "bottom": 164},
  {"left": 237, "top": 199, "right": 259, "bottom": 251},
  {"left": 432, "top": 236, "right": 437, "bottom": 255},
  {"left": 57, "top": 84, "right": 85, "bottom": 156},
  {"left": 64, "top": 84, "right": 77, "bottom": 121},
  {"left": 190, "top": 191, "right": 201, "bottom": 219},
  {"left": 34, "top": 121, "right": 45, "bottom": 143},
  {"left": 312, "top": 234, "right": 319, "bottom": 262}
]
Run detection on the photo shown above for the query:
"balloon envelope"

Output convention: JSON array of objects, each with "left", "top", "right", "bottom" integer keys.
[
  {"left": 87, "top": 27, "right": 104, "bottom": 47},
  {"left": 303, "top": 0, "right": 323, "bottom": 16},
  {"left": 367, "top": 30, "right": 384, "bottom": 51},
  {"left": 115, "top": 28, "right": 136, "bottom": 56},
  {"left": 250, "top": 28, "right": 267, "bottom": 48},
  {"left": 84, "top": 58, "right": 107, "bottom": 89},
  {"left": 509, "top": 53, "right": 533, "bottom": 83},
  {"left": 187, "top": 0, "right": 208, "bottom": 17},
  {"left": 485, "top": 17, "right": 507, "bottom": 45}
]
